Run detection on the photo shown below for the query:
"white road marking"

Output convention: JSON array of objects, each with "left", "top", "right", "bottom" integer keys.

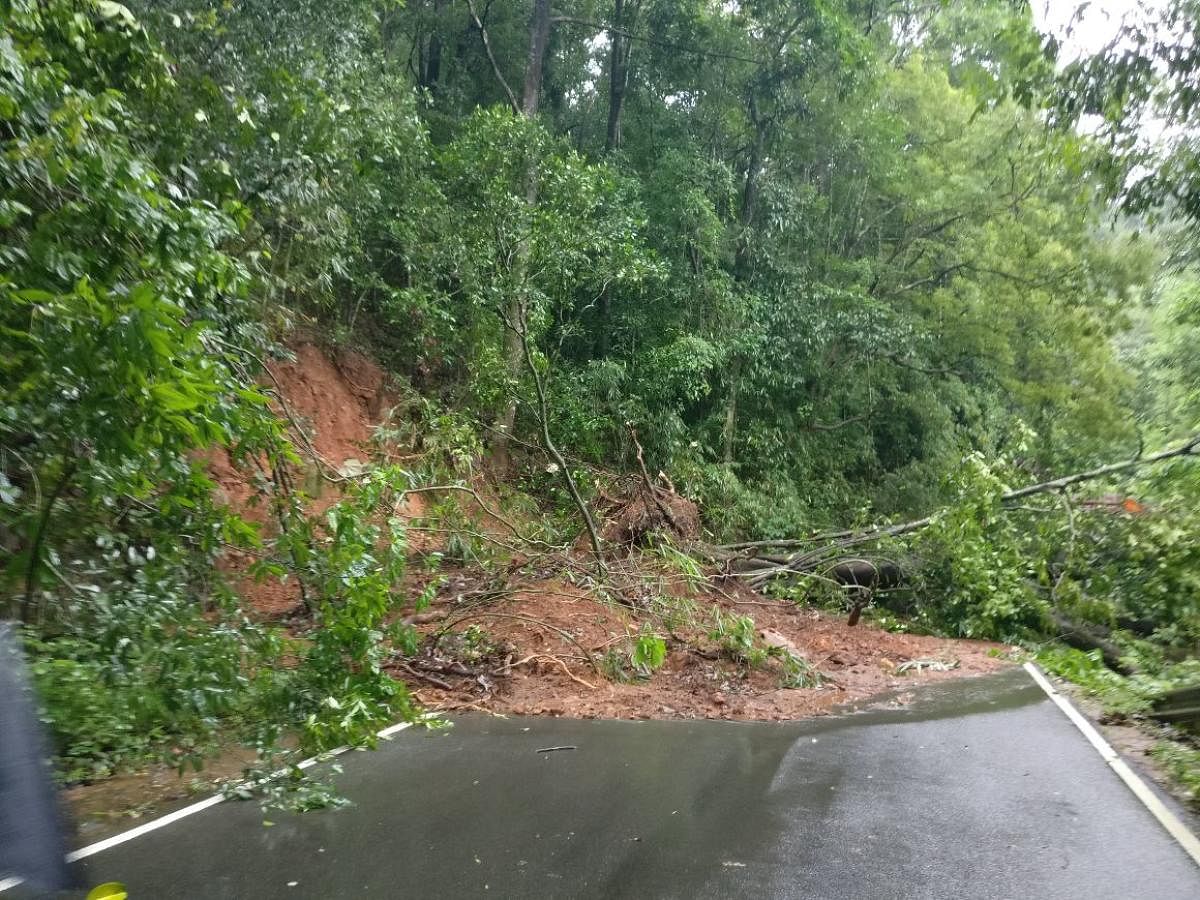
[
  {"left": 1024, "top": 661, "right": 1200, "bottom": 869},
  {"left": 0, "top": 720, "right": 416, "bottom": 892},
  {"left": 65, "top": 794, "right": 228, "bottom": 863}
]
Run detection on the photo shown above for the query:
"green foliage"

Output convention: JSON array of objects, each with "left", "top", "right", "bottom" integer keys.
[
  {"left": 705, "top": 610, "right": 817, "bottom": 684},
  {"left": 602, "top": 626, "right": 668, "bottom": 683},
  {"left": 0, "top": 0, "right": 272, "bottom": 622},
  {"left": 709, "top": 611, "right": 768, "bottom": 668},
  {"left": 438, "top": 625, "right": 499, "bottom": 667},
  {"left": 777, "top": 652, "right": 823, "bottom": 691},
  {"left": 1037, "top": 647, "right": 1152, "bottom": 717},
  {"left": 631, "top": 629, "right": 668, "bottom": 677},
  {"left": 26, "top": 591, "right": 253, "bottom": 784},
  {"left": 909, "top": 451, "right": 1048, "bottom": 641},
  {"left": 435, "top": 106, "right": 658, "bottom": 417},
  {"left": 227, "top": 761, "right": 350, "bottom": 815},
  {"left": 1056, "top": 0, "right": 1200, "bottom": 230},
  {"left": 1151, "top": 742, "right": 1200, "bottom": 809},
  {"left": 129, "top": 0, "right": 445, "bottom": 334},
  {"left": 282, "top": 467, "right": 415, "bottom": 752},
  {"left": 1037, "top": 647, "right": 1200, "bottom": 719},
  {"left": 1, "top": 2, "right": 420, "bottom": 787},
  {"left": 2, "top": 0, "right": 273, "bottom": 778},
  {"left": 642, "top": 593, "right": 700, "bottom": 642}
]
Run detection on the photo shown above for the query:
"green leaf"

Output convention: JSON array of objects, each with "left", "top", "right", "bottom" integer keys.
[
  {"left": 151, "top": 383, "right": 200, "bottom": 411},
  {"left": 95, "top": 2, "right": 137, "bottom": 26}
]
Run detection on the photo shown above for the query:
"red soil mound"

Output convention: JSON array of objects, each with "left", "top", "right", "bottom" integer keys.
[{"left": 399, "top": 576, "right": 1013, "bottom": 722}]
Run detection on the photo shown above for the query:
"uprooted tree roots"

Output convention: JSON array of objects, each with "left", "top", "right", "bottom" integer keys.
[
  {"left": 596, "top": 423, "right": 702, "bottom": 550},
  {"left": 599, "top": 487, "right": 702, "bottom": 549}
]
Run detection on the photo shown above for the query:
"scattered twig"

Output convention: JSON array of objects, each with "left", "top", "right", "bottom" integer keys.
[
  {"left": 719, "top": 596, "right": 789, "bottom": 608},
  {"left": 435, "top": 610, "right": 600, "bottom": 674},
  {"left": 405, "top": 525, "right": 529, "bottom": 557},
  {"left": 466, "top": 0, "right": 521, "bottom": 114},
  {"left": 492, "top": 652, "right": 542, "bottom": 675},
  {"left": 501, "top": 297, "right": 606, "bottom": 571},
  {"left": 895, "top": 658, "right": 958, "bottom": 674},
  {"left": 394, "top": 662, "right": 454, "bottom": 691},
  {"left": 540, "top": 654, "right": 597, "bottom": 690},
  {"left": 400, "top": 609, "right": 448, "bottom": 627},
  {"left": 399, "top": 484, "right": 562, "bottom": 550},
  {"left": 536, "top": 745, "right": 577, "bottom": 753},
  {"left": 627, "top": 421, "right": 681, "bottom": 533}
]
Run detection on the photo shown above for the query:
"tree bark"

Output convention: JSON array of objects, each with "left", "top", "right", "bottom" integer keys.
[
  {"left": 21, "top": 458, "right": 76, "bottom": 624},
  {"left": 494, "top": 169, "right": 542, "bottom": 467},
  {"left": 1003, "top": 435, "right": 1200, "bottom": 500},
  {"left": 735, "top": 99, "right": 768, "bottom": 280},
  {"left": 605, "top": 0, "right": 636, "bottom": 152},
  {"left": 596, "top": 0, "right": 638, "bottom": 355},
  {"left": 522, "top": 0, "right": 552, "bottom": 116},
  {"left": 490, "top": 0, "right": 554, "bottom": 466},
  {"left": 722, "top": 356, "right": 742, "bottom": 466},
  {"left": 513, "top": 299, "right": 605, "bottom": 568},
  {"left": 721, "top": 98, "right": 770, "bottom": 466},
  {"left": 1050, "top": 611, "right": 1139, "bottom": 676},
  {"left": 466, "top": 0, "right": 520, "bottom": 113},
  {"left": 594, "top": 289, "right": 611, "bottom": 358},
  {"left": 422, "top": 0, "right": 447, "bottom": 89}
]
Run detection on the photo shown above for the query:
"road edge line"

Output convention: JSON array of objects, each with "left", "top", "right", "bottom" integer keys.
[
  {"left": 0, "top": 720, "right": 417, "bottom": 892},
  {"left": 1024, "top": 661, "right": 1200, "bottom": 868}
]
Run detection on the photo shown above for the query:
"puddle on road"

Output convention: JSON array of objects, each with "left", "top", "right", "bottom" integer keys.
[{"left": 824, "top": 666, "right": 1043, "bottom": 725}]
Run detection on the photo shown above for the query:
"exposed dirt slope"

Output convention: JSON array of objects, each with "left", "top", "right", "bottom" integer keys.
[{"left": 211, "top": 340, "right": 424, "bottom": 616}]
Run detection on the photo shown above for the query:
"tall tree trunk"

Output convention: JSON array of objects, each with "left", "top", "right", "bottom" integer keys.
[
  {"left": 722, "top": 357, "right": 742, "bottom": 466},
  {"left": 594, "top": 1, "right": 639, "bottom": 356},
  {"left": 522, "top": 0, "right": 552, "bottom": 116},
  {"left": 723, "top": 102, "right": 769, "bottom": 466},
  {"left": 735, "top": 108, "right": 768, "bottom": 279},
  {"left": 493, "top": 0, "right": 554, "bottom": 466},
  {"left": 594, "top": 290, "right": 611, "bottom": 358},
  {"left": 20, "top": 458, "right": 76, "bottom": 624},
  {"left": 605, "top": 0, "right": 634, "bottom": 152},
  {"left": 422, "top": 0, "right": 446, "bottom": 89}
]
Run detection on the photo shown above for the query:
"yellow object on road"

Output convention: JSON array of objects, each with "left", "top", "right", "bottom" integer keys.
[{"left": 86, "top": 883, "right": 128, "bottom": 900}]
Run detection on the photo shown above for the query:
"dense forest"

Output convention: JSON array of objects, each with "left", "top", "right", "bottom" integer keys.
[{"left": 2, "top": 0, "right": 1199, "bottom": 804}]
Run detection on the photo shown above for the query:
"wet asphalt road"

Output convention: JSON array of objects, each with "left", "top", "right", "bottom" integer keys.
[{"left": 20, "top": 668, "right": 1200, "bottom": 898}]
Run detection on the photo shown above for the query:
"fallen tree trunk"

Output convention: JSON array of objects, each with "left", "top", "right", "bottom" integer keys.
[
  {"left": 1002, "top": 434, "right": 1200, "bottom": 501},
  {"left": 1050, "top": 611, "right": 1139, "bottom": 677},
  {"left": 1150, "top": 685, "right": 1200, "bottom": 727},
  {"left": 713, "top": 433, "right": 1200, "bottom": 589}
]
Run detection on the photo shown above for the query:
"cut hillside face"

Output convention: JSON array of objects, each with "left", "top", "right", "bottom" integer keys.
[{"left": 210, "top": 340, "right": 426, "bottom": 617}]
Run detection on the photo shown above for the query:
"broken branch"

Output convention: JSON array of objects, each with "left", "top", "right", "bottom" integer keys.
[{"left": 715, "top": 433, "right": 1200, "bottom": 586}]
